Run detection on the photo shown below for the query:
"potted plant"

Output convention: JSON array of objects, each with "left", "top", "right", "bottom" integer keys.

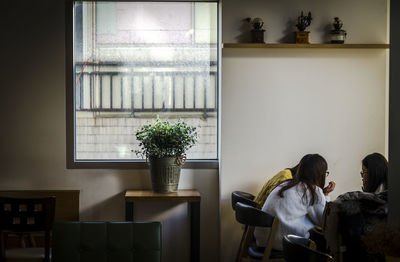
[
  {"left": 295, "top": 11, "right": 312, "bottom": 44},
  {"left": 135, "top": 118, "right": 198, "bottom": 193}
]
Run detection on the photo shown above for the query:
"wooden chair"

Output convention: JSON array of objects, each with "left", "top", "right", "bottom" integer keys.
[
  {"left": 232, "top": 191, "right": 260, "bottom": 262},
  {"left": 0, "top": 197, "right": 56, "bottom": 262},
  {"left": 282, "top": 234, "right": 334, "bottom": 262},
  {"left": 234, "top": 202, "right": 284, "bottom": 262}
]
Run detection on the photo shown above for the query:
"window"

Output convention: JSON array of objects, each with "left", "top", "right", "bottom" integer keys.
[{"left": 67, "top": 1, "right": 219, "bottom": 168}]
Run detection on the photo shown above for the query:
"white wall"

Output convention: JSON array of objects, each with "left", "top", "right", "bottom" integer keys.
[
  {"left": 0, "top": 1, "right": 219, "bottom": 262},
  {"left": 221, "top": 0, "right": 388, "bottom": 261}
]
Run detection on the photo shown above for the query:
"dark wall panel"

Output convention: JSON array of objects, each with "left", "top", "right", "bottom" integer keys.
[{"left": 389, "top": 1, "right": 400, "bottom": 222}]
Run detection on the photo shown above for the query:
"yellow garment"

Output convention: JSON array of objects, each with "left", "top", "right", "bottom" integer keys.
[{"left": 254, "top": 169, "right": 293, "bottom": 206}]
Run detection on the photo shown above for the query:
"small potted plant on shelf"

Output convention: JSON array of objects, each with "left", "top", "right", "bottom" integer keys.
[
  {"left": 329, "top": 17, "right": 347, "bottom": 44},
  {"left": 135, "top": 118, "right": 198, "bottom": 193},
  {"left": 295, "top": 11, "right": 312, "bottom": 44}
]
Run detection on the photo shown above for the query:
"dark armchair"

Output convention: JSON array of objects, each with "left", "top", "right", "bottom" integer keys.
[{"left": 52, "top": 221, "right": 162, "bottom": 262}]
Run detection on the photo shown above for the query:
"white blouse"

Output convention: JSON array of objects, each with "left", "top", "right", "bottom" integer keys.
[{"left": 254, "top": 181, "right": 329, "bottom": 250}]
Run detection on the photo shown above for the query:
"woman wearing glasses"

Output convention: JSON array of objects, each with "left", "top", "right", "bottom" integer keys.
[
  {"left": 360, "top": 153, "right": 388, "bottom": 193},
  {"left": 323, "top": 153, "right": 388, "bottom": 261},
  {"left": 254, "top": 154, "right": 336, "bottom": 250}
]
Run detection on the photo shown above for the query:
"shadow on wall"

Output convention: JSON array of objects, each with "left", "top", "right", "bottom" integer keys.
[
  {"left": 278, "top": 18, "right": 296, "bottom": 43},
  {"left": 79, "top": 192, "right": 126, "bottom": 221},
  {"left": 220, "top": 178, "right": 263, "bottom": 261},
  {"left": 220, "top": 197, "right": 244, "bottom": 261},
  {"left": 136, "top": 201, "right": 190, "bottom": 262},
  {"left": 190, "top": 170, "right": 220, "bottom": 260},
  {"left": 76, "top": 170, "right": 152, "bottom": 221},
  {"left": 319, "top": 22, "right": 333, "bottom": 43},
  {"left": 235, "top": 18, "right": 253, "bottom": 43}
]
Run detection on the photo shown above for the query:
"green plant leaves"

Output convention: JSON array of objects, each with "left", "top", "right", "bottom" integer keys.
[{"left": 135, "top": 119, "right": 198, "bottom": 159}]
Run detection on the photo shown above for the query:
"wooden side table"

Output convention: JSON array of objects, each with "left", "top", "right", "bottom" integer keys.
[{"left": 125, "top": 189, "right": 201, "bottom": 262}]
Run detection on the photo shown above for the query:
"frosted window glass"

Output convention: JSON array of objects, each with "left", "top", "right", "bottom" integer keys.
[{"left": 73, "top": 1, "right": 218, "bottom": 161}]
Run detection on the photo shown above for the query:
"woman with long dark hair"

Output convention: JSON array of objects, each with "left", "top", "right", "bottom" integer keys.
[
  {"left": 324, "top": 153, "right": 388, "bottom": 261},
  {"left": 361, "top": 152, "right": 388, "bottom": 193},
  {"left": 254, "top": 154, "right": 335, "bottom": 250}
]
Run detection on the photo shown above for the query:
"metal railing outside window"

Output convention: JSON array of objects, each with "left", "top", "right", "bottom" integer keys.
[{"left": 75, "top": 62, "right": 217, "bottom": 118}]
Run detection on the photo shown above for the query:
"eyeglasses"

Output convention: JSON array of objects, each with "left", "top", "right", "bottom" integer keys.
[{"left": 325, "top": 171, "right": 330, "bottom": 177}]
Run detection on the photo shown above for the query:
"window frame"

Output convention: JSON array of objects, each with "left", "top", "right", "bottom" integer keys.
[{"left": 65, "top": 0, "right": 220, "bottom": 169}]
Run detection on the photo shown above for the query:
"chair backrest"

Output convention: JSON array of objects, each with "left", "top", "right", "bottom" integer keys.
[
  {"left": 308, "top": 226, "right": 327, "bottom": 253},
  {"left": 0, "top": 197, "right": 56, "bottom": 232},
  {"left": 52, "top": 221, "right": 162, "bottom": 262},
  {"left": 0, "top": 190, "right": 79, "bottom": 221},
  {"left": 282, "top": 234, "right": 334, "bottom": 262},
  {"left": 233, "top": 202, "right": 283, "bottom": 262},
  {"left": 235, "top": 202, "right": 274, "bottom": 227},
  {"left": 231, "top": 191, "right": 259, "bottom": 211},
  {"left": 0, "top": 197, "right": 56, "bottom": 261}
]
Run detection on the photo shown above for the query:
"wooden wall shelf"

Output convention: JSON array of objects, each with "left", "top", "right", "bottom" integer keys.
[{"left": 222, "top": 43, "right": 390, "bottom": 49}]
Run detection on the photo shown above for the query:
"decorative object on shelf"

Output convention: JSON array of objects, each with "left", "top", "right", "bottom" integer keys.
[
  {"left": 329, "top": 17, "right": 347, "bottom": 44},
  {"left": 246, "top": 17, "right": 266, "bottom": 43},
  {"left": 295, "top": 11, "right": 312, "bottom": 44},
  {"left": 135, "top": 118, "right": 198, "bottom": 193}
]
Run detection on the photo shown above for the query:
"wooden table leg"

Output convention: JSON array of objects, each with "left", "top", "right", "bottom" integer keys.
[
  {"left": 125, "top": 202, "right": 134, "bottom": 221},
  {"left": 190, "top": 202, "right": 200, "bottom": 262}
]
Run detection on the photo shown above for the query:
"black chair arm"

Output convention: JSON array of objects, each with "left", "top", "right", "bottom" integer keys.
[
  {"left": 234, "top": 202, "right": 274, "bottom": 227},
  {"left": 283, "top": 234, "right": 334, "bottom": 262},
  {"left": 231, "top": 191, "right": 259, "bottom": 210}
]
